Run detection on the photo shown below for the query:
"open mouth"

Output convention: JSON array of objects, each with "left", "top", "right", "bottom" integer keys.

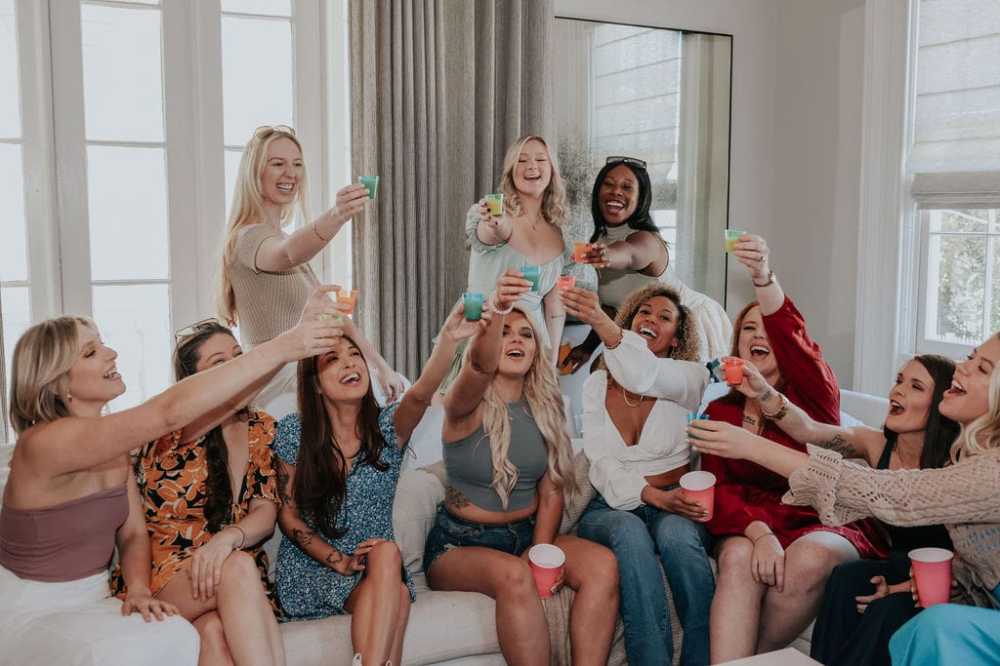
[
  {"left": 945, "top": 379, "right": 967, "bottom": 397},
  {"left": 888, "top": 399, "right": 904, "bottom": 416},
  {"left": 103, "top": 367, "right": 121, "bottom": 380},
  {"left": 638, "top": 326, "right": 657, "bottom": 340},
  {"left": 604, "top": 199, "right": 626, "bottom": 214},
  {"left": 523, "top": 173, "right": 542, "bottom": 183},
  {"left": 749, "top": 344, "right": 771, "bottom": 359},
  {"left": 506, "top": 348, "right": 525, "bottom": 359},
  {"left": 340, "top": 372, "right": 362, "bottom": 386},
  {"left": 276, "top": 182, "right": 295, "bottom": 193}
]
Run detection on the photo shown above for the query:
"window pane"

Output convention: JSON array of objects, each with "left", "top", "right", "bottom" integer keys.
[
  {"left": 87, "top": 145, "right": 170, "bottom": 281},
  {"left": 221, "top": 16, "right": 293, "bottom": 146},
  {"left": 993, "top": 238, "right": 1000, "bottom": 335},
  {"left": 81, "top": 4, "right": 164, "bottom": 142},
  {"left": 2, "top": 286, "right": 31, "bottom": 404},
  {"left": 92, "top": 284, "right": 171, "bottom": 411},
  {"left": 928, "top": 209, "right": 989, "bottom": 234},
  {"left": 0, "top": 144, "right": 27, "bottom": 282},
  {"left": 224, "top": 148, "right": 243, "bottom": 223},
  {"left": 222, "top": 0, "right": 291, "bottom": 16},
  {"left": 925, "top": 234, "right": 986, "bottom": 344},
  {"left": 0, "top": 0, "right": 20, "bottom": 139}
]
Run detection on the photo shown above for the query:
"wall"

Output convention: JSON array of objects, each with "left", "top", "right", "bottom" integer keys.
[{"left": 555, "top": 0, "right": 868, "bottom": 388}]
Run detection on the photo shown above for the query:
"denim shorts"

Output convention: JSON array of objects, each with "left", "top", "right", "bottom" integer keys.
[{"left": 422, "top": 505, "right": 536, "bottom": 573}]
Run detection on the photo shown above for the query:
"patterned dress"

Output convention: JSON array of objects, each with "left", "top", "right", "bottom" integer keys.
[
  {"left": 112, "top": 411, "right": 280, "bottom": 607},
  {"left": 274, "top": 402, "right": 415, "bottom": 621}
]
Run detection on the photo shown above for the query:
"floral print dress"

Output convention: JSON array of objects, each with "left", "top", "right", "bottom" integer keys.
[
  {"left": 113, "top": 411, "right": 281, "bottom": 607},
  {"left": 274, "top": 402, "right": 415, "bottom": 621}
]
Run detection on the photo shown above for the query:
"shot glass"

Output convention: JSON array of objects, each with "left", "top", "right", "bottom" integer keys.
[
  {"left": 520, "top": 264, "right": 541, "bottom": 292},
  {"left": 360, "top": 176, "right": 379, "bottom": 200},
  {"left": 463, "top": 292, "right": 485, "bottom": 321},
  {"left": 485, "top": 193, "right": 504, "bottom": 217}
]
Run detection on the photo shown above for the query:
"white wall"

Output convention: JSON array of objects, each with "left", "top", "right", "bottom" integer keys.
[{"left": 555, "top": 0, "right": 868, "bottom": 388}]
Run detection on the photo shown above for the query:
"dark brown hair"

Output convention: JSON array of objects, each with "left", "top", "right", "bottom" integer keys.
[
  {"left": 292, "top": 343, "right": 386, "bottom": 539},
  {"left": 173, "top": 322, "right": 240, "bottom": 534},
  {"left": 885, "top": 354, "right": 960, "bottom": 470},
  {"left": 615, "top": 284, "right": 700, "bottom": 362}
]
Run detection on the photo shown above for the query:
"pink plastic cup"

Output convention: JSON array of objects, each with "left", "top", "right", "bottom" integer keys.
[
  {"left": 909, "top": 547, "right": 954, "bottom": 607},
  {"left": 556, "top": 275, "right": 576, "bottom": 291},
  {"left": 680, "top": 471, "right": 717, "bottom": 521},
  {"left": 528, "top": 543, "right": 566, "bottom": 599},
  {"left": 723, "top": 357, "right": 745, "bottom": 385}
]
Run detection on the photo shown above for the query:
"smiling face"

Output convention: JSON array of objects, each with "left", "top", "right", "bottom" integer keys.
[
  {"left": 259, "top": 136, "right": 304, "bottom": 207},
  {"left": 598, "top": 164, "right": 639, "bottom": 226},
  {"left": 65, "top": 323, "right": 125, "bottom": 407},
  {"left": 629, "top": 295, "right": 680, "bottom": 357},
  {"left": 940, "top": 336, "right": 1000, "bottom": 425},
  {"left": 884, "top": 359, "right": 936, "bottom": 434},
  {"left": 315, "top": 337, "right": 370, "bottom": 403},
  {"left": 497, "top": 311, "right": 538, "bottom": 378},
  {"left": 511, "top": 139, "right": 552, "bottom": 198},
  {"left": 192, "top": 332, "right": 242, "bottom": 374},
  {"left": 736, "top": 305, "right": 780, "bottom": 383}
]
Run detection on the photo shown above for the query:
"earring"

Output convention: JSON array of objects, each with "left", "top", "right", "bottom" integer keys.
[{"left": 65, "top": 393, "right": 73, "bottom": 402}]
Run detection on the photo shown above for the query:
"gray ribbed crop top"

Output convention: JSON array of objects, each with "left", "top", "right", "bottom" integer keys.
[{"left": 443, "top": 401, "right": 550, "bottom": 512}]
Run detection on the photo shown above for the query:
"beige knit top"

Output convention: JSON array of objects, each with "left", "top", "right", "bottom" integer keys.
[
  {"left": 229, "top": 223, "right": 312, "bottom": 347},
  {"left": 785, "top": 444, "right": 1000, "bottom": 600}
]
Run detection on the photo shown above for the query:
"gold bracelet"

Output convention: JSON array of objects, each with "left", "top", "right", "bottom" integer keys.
[
  {"left": 313, "top": 222, "right": 330, "bottom": 243},
  {"left": 604, "top": 328, "right": 624, "bottom": 350},
  {"left": 228, "top": 524, "right": 247, "bottom": 550},
  {"left": 761, "top": 392, "right": 789, "bottom": 420}
]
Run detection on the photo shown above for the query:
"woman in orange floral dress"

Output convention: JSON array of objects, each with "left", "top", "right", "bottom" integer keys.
[{"left": 116, "top": 321, "right": 288, "bottom": 666}]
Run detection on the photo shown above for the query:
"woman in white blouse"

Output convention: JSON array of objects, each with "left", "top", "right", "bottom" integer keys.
[{"left": 561, "top": 283, "right": 714, "bottom": 666}]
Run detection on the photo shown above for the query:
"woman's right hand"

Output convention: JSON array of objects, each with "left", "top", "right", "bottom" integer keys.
[
  {"left": 751, "top": 532, "right": 785, "bottom": 591},
  {"left": 559, "top": 287, "right": 608, "bottom": 327},
  {"left": 559, "top": 344, "right": 593, "bottom": 375},
  {"left": 477, "top": 198, "right": 512, "bottom": 239},
  {"left": 282, "top": 285, "right": 347, "bottom": 360},
  {"left": 334, "top": 184, "right": 369, "bottom": 221},
  {"left": 331, "top": 538, "right": 385, "bottom": 576},
  {"left": 492, "top": 270, "right": 533, "bottom": 312},
  {"left": 644, "top": 487, "right": 710, "bottom": 522},
  {"left": 732, "top": 359, "right": 771, "bottom": 400}
]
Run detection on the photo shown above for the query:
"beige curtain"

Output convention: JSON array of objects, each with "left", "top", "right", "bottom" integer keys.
[{"left": 349, "top": 0, "right": 553, "bottom": 378}]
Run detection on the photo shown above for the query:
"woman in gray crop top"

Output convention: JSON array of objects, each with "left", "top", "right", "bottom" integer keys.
[{"left": 423, "top": 271, "right": 620, "bottom": 666}]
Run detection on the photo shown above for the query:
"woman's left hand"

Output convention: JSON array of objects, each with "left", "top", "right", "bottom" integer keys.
[
  {"left": 121, "top": 588, "right": 179, "bottom": 622},
  {"left": 440, "top": 298, "right": 492, "bottom": 343},
  {"left": 732, "top": 359, "right": 772, "bottom": 401},
  {"left": 559, "top": 287, "right": 607, "bottom": 327},
  {"left": 732, "top": 234, "right": 771, "bottom": 282},
  {"left": 688, "top": 419, "right": 759, "bottom": 461},
  {"left": 374, "top": 364, "right": 407, "bottom": 404},
  {"left": 189, "top": 527, "right": 242, "bottom": 600}
]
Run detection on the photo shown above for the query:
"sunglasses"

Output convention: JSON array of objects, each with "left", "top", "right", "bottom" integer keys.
[
  {"left": 253, "top": 124, "right": 296, "bottom": 138},
  {"left": 606, "top": 155, "right": 648, "bottom": 170},
  {"left": 174, "top": 318, "right": 225, "bottom": 342}
]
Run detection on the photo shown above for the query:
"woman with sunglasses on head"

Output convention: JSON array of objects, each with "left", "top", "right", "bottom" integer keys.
[
  {"left": 687, "top": 334, "right": 1000, "bottom": 666},
  {"left": 111, "top": 320, "right": 296, "bottom": 666},
  {"left": 560, "top": 156, "right": 731, "bottom": 374},
  {"left": 218, "top": 125, "right": 404, "bottom": 418},
  {"left": 0, "top": 287, "right": 343, "bottom": 666},
  {"left": 273, "top": 296, "right": 484, "bottom": 666}
]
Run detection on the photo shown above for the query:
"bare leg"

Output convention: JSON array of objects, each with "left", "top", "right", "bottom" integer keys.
[
  {"left": 757, "top": 531, "right": 858, "bottom": 652},
  {"left": 710, "top": 537, "right": 767, "bottom": 663},
  {"left": 427, "top": 547, "right": 549, "bottom": 666},
  {"left": 158, "top": 552, "right": 283, "bottom": 666},
  {"left": 555, "top": 535, "right": 619, "bottom": 666},
  {"left": 193, "top": 611, "right": 235, "bottom": 666},
  {"left": 344, "top": 542, "right": 407, "bottom": 665},
  {"left": 388, "top": 583, "right": 412, "bottom": 665}
]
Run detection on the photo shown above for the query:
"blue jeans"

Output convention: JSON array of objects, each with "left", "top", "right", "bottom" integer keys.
[{"left": 577, "top": 494, "right": 714, "bottom": 666}]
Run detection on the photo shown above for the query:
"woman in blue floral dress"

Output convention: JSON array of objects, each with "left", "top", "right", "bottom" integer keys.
[{"left": 274, "top": 298, "right": 488, "bottom": 666}]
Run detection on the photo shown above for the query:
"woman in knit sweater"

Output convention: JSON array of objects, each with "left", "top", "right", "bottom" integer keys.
[{"left": 689, "top": 333, "right": 1000, "bottom": 665}]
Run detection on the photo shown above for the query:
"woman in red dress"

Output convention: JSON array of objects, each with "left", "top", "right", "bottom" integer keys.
[{"left": 701, "top": 233, "right": 885, "bottom": 662}]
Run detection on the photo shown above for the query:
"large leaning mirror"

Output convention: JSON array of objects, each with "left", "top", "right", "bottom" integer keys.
[{"left": 550, "top": 18, "right": 732, "bottom": 304}]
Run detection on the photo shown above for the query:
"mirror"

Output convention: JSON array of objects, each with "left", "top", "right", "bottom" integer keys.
[{"left": 550, "top": 18, "right": 732, "bottom": 304}]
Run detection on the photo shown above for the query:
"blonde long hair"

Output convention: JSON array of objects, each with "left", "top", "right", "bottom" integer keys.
[
  {"left": 217, "top": 126, "right": 310, "bottom": 325},
  {"left": 9, "top": 316, "right": 96, "bottom": 435},
  {"left": 467, "top": 307, "right": 577, "bottom": 508},
  {"left": 498, "top": 135, "right": 568, "bottom": 229},
  {"left": 952, "top": 336, "right": 1000, "bottom": 462}
]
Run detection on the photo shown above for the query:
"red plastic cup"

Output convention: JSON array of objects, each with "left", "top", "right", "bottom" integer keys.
[
  {"left": 909, "top": 547, "right": 954, "bottom": 607},
  {"left": 680, "top": 471, "right": 716, "bottom": 521},
  {"left": 528, "top": 543, "right": 565, "bottom": 599},
  {"left": 723, "top": 357, "right": 745, "bottom": 385},
  {"left": 573, "top": 242, "right": 590, "bottom": 264},
  {"left": 556, "top": 275, "right": 576, "bottom": 291}
]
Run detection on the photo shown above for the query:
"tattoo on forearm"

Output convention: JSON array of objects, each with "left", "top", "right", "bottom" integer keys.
[
  {"left": 761, "top": 388, "right": 776, "bottom": 403},
  {"left": 818, "top": 434, "right": 857, "bottom": 457},
  {"left": 445, "top": 486, "right": 471, "bottom": 509},
  {"left": 325, "top": 550, "right": 344, "bottom": 568},
  {"left": 292, "top": 528, "right": 314, "bottom": 547},
  {"left": 277, "top": 465, "right": 293, "bottom": 505}
]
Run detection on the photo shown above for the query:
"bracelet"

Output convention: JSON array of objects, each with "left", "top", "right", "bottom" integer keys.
[
  {"left": 312, "top": 222, "right": 330, "bottom": 243},
  {"left": 761, "top": 392, "right": 789, "bottom": 421},
  {"left": 752, "top": 270, "right": 775, "bottom": 288},
  {"left": 228, "top": 524, "right": 247, "bottom": 550},
  {"left": 491, "top": 297, "right": 514, "bottom": 316},
  {"left": 604, "top": 328, "right": 624, "bottom": 350}
]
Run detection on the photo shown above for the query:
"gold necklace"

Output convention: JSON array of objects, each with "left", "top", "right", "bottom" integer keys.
[{"left": 621, "top": 385, "right": 646, "bottom": 408}]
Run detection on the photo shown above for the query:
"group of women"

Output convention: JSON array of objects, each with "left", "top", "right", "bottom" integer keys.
[{"left": 0, "top": 124, "right": 999, "bottom": 666}]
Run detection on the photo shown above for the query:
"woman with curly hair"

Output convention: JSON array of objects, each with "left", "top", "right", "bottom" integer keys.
[
  {"left": 425, "top": 271, "right": 619, "bottom": 665},
  {"left": 562, "top": 283, "right": 714, "bottom": 666}
]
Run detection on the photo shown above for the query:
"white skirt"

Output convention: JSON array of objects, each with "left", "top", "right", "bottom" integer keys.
[{"left": 0, "top": 564, "right": 199, "bottom": 666}]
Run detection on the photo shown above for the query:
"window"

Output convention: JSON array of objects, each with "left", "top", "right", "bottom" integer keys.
[
  {"left": 908, "top": 0, "right": 1000, "bottom": 358},
  {"left": 1, "top": 0, "right": 344, "bottom": 441}
]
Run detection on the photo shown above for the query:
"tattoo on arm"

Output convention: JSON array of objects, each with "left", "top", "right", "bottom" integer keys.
[
  {"left": 817, "top": 434, "right": 858, "bottom": 458},
  {"left": 277, "top": 465, "right": 293, "bottom": 505},
  {"left": 292, "top": 528, "right": 314, "bottom": 547},
  {"left": 445, "top": 486, "right": 471, "bottom": 509},
  {"left": 324, "top": 550, "right": 344, "bottom": 569}
]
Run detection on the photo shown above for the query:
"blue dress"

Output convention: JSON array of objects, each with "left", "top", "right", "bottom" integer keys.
[{"left": 274, "top": 403, "right": 415, "bottom": 621}]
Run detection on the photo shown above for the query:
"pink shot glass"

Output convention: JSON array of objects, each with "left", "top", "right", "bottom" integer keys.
[
  {"left": 723, "top": 357, "right": 745, "bottom": 385},
  {"left": 556, "top": 275, "right": 576, "bottom": 291},
  {"left": 679, "top": 471, "right": 717, "bottom": 522},
  {"left": 528, "top": 543, "right": 566, "bottom": 599},
  {"left": 909, "top": 547, "right": 954, "bottom": 608}
]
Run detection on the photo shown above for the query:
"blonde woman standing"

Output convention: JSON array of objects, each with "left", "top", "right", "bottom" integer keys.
[
  {"left": 425, "top": 271, "right": 619, "bottom": 666},
  {"left": 218, "top": 125, "right": 404, "bottom": 418}
]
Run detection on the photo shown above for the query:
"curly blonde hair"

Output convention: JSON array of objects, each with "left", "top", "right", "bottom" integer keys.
[
  {"left": 465, "top": 307, "right": 578, "bottom": 509},
  {"left": 614, "top": 284, "right": 700, "bottom": 362},
  {"left": 952, "top": 333, "right": 1000, "bottom": 462},
  {"left": 498, "top": 135, "right": 568, "bottom": 229}
]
